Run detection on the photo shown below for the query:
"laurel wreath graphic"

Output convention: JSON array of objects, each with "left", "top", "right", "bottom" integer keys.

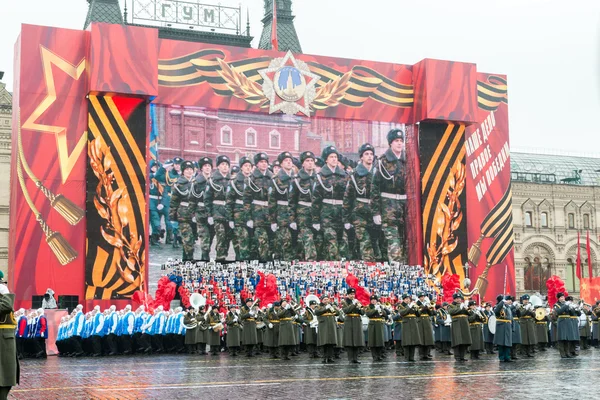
[
  {"left": 89, "top": 137, "right": 144, "bottom": 289},
  {"left": 216, "top": 58, "right": 353, "bottom": 111},
  {"left": 424, "top": 160, "right": 466, "bottom": 276}
]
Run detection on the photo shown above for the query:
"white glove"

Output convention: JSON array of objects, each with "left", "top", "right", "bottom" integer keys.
[
  {"left": 312, "top": 224, "right": 321, "bottom": 231},
  {"left": 344, "top": 223, "right": 352, "bottom": 230},
  {"left": 353, "top": 299, "right": 358, "bottom": 305},
  {"left": 373, "top": 215, "right": 382, "bottom": 225},
  {"left": 271, "top": 223, "right": 278, "bottom": 232},
  {"left": 285, "top": 304, "right": 291, "bottom": 310},
  {"left": 192, "top": 217, "right": 197, "bottom": 223},
  {"left": 289, "top": 222, "right": 297, "bottom": 230},
  {"left": 249, "top": 311, "right": 255, "bottom": 317},
  {"left": 268, "top": 323, "right": 274, "bottom": 329},
  {"left": 229, "top": 221, "right": 235, "bottom": 229},
  {"left": 326, "top": 304, "right": 332, "bottom": 311},
  {"left": 294, "top": 314, "right": 298, "bottom": 320},
  {"left": 208, "top": 217, "right": 214, "bottom": 225},
  {"left": 247, "top": 220, "right": 254, "bottom": 229},
  {"left": 169, "top": 221, "right": 177, "bottom": 226},
  {"left": 233, "top": 316, "right": 238, "bottom": 322},
  {"left": 157, "top": 204, "right": 164, "bottom": 211}
]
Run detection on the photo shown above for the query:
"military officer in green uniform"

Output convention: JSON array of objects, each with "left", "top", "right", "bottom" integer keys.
[
  {"left": 365, "top": 295, "right": 387, "bottom": 362},
  {"left": 447, "top": 293, "right": 472, "bottom": 362},
  {"left": 206, "top": 155, "right": 231, "bottom": 261},
  {"left": 315, "top": 295, "right": 339, "bottom": 363},
  {"left": 169, "top": 161, "right": 196, "bottom": 260},
  {"left": 344, "top": 143, "right": 379, "bottom": 261},
  {"left": 371, "top": 129, "right": 407, "bottom": 262},
  {"left": 206, "top": 305, "right": 222, "bottom": 356},
  {"left": 467, "top": 301, "right": 485, "bottom": 360},
  {"left": 493, "top": 294, "right": 513, "bottom": 362},
  {"left": 270, "top": 152, "right": 296, "bottom": 261},
  {"left": 398, "top": 294, "right": 422, "bottom": 361},
  {"left": 312, "top": 146, "right": 349, "bottom": 260},
  {"left": 416, "top": 293, "right": 435, "bottom": 360},
  {"left": 225, "top": 306, "right": 241, "bottom": 356},
  {"left": 393, "top": 304, "right": 404, "bottom": 357},
  {"left": 240, "top": 298, "right": 258, "bottom": 357},
  {"left": 227, "top": 157, "right": 252, "bottom": 260},
  {"left": 506, "top": 296, "right": 522, "bottom": 360},
  {"left": 156, "top": 157, "right": 183, "bottom": 247},
  {"left": 188, "top": 157, "right": 212, "bottom": 260},
  {"left": 277, "top": 300, "right": 297, "bottom": 360},
  {"left": 244, "top": 153, "right": 273, "bottom": 261},
  {"left": 591, "top": 301, "right": 600, "bottom": 348},
  {"left": 291, "top": 151, "right": 319, "bottom": 261},
  {"left": 183, "top": 309, "right": 199, "bottom": 354},
  {"left": 342, "top": 288, "right": 364, "bottom": 364},
  {"left": 0, "top": 285, "right": 19, "bottom": 400},
  {"left": 519, "top": 294, "right": 537, "bottom": 357},
  {"left": 534, "top": 306, "right": 549, "bottom": 351},
  {"left": 264, "top": 302, "right": 281, "bottom": 358}
]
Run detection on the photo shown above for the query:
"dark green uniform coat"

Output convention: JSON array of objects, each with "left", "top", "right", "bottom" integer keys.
[
  {"left": 447, "top": 303, "right": 472, "bottom": 347},
  {"left": 555, "top": 302, "right": 578, "bottom": 341},
  {"left": 493, "top": 301, "right": 513, "bottom": 347},
  {"left": 315, "top": 304, "right": 339, "bottom": 346},
  {"left": 277, "top": 307, "right": 297, "bottom": 346},
  {"left": 535, "top": 315, "right": 549, "bottom": 343},
  {"left": 0, "top": 293, "right": 19, "bottom": 387},
  {"left": 303, "top": 308, "right": 319, "bottom": 345},
  {"left": 467, "top": 310, "right": 485, "bottom": 351},
  {"left": 366, "top": 305, "right": 387, "bottom": 347},
  {"left": 264, "top": 308, "right": 280, "bottom": 348},
  {"left": 183, "top": 311, "right": 198, "bottom": 345},
  {"left": 195, "top": 313, "right": 207, "bottom": 344},
  {"left": 342, "top": 299, "right": 364, "bottom": 347},
  {"left": 240, "top": 306, "right": 258, "bottom": 345},
  {"left": 226, "top": 312, "right": 241, "bottom": 347},
  {"left": 206, "top": 311, "right": 222, "bottom": 346},
  {"left": 519, "top": 307, "right": 537, "bottom": 345},
  {"left": 417, "top": 303, "right": 435, "bottom": 346},
  {"left": 398, "top": 303, "right": 422, "bottom": 346}
]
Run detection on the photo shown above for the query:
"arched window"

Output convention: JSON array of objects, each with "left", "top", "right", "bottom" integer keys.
[
  {"left": 220, "top": 126, "right": 232, "bottom": 145},
  {"left": 541, "top": 212, "right": 548, "bottom": 228},
  {"left": 568, "top": 213, "right": 575, "bottom": 229},
  {"left": 583, "top": 214, "right": 590, "bottom": 229},
  {"left": 246, "top": 128, "right": 257, "bottom": 147},
  {"left": 269, "top": 130, "right": 281, "bottom": 149},
  {"left": 525, "top": 211, "right": 532, "bottom": 227}
]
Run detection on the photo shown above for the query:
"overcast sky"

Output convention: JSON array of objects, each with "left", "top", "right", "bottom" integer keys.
[{"left": 1, "top": 0, "right": 599, "bottom": 153}]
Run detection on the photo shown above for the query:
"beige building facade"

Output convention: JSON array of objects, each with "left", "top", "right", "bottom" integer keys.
[
  {"left": 0, "top": 76, "right": 11, "bottom": 280},
  {"left": 512, "top": 152, "right": 600, "bottom": 297}
]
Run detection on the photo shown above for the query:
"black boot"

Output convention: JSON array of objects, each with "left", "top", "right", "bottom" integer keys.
[
  {"left": 166, "top": 229, "right": 173, "bottom": 244},
  {"left": 173, "top": 236, "right": 180, "bottom": 249},
  {"left": 150, "top": 234, "right": 159, "bottom": 246}
]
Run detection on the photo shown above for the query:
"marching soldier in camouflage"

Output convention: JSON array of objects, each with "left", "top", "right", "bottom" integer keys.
[
  {"left": 269, "top": 152, "right": 296, "bottom": 261},
  {"left": 227, "top": 157, "right": 252, "bottom": 261},
  {"left": 312, "top": 146, "right": 349, "bottom": 260},
  {"left": 206, "top": 156, "right": 231, "bottom": 261},
  {"left": 169, "top": 161, "right": 196, "bottom": 260},
  {"left": 447, "top": 293, "right": 472, "bottom": 362},
  {"left": 190, "top": 157, "right": 213, "bottom": 261},
  {"left": 344, "top": 143, "right": 379, "bottom": 261},
  {"left": 290, "top": 151, "right": 319, "bottom": 261},
  {"left": 149, "top": 160, "right": 162, "bottom": 246},
  {"left": 244, "top": 153, "right": 273, "bottom": 261},
  {"left": 155, "top": 158, "right": 182, "bottom": 247},
  {"left": 371, "top": 129, "right": 407, "bottom": 262}
]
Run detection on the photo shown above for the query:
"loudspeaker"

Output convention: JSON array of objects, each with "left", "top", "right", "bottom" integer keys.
[
  {"left": 31, "top": 295, "right": 44, "bottom": 310},
  {"left": 58, "top": 295, "right": 79, "bottom": 313}
]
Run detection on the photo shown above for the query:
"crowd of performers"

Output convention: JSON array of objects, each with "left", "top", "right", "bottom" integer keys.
[
  {"left": 149, "top": 129, "right": 410, "bottom": 263},
  {"left": 28, "top": 260, "right": 598, "bottom": 363}
]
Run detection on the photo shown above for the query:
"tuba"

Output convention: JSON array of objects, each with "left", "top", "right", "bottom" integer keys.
[
  {"left": 190, "top": 293, "right": 206, "bottom": 310},
  {"left": 183, "top": 311, "right": 198, "bottom": 330}
]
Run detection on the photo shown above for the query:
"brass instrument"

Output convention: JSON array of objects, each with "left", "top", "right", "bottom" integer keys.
[
  {"left": 183, "top": 311, "right": 198, "bottom": 330},
  {"left": 535, "top": 307, "right": 547, "bottom": 321},
  {"left": 212, "top": 322, "right": 224, "bottom": 332},
  {"left": 474, "top": 307, "right": 487, "bottom": 324}
]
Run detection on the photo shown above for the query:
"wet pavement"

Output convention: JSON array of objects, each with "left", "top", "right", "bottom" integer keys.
[{"left": 10, "top": 348, "right": 600, "bottom": 399}]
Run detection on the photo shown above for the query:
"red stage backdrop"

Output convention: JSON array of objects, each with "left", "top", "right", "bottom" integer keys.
[
  {"left": 8, "top": 22, "right": 512, "bottom": 308},
  {"left": 465, "top": 74, "right": 514, "bottom": 301},
  {"left": 9, "top": 25, "right": 88, "bottom": 308}
]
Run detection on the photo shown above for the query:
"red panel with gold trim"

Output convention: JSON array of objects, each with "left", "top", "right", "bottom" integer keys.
[{"left": 9, "top": 25, "right": 88, "bottom": 308}]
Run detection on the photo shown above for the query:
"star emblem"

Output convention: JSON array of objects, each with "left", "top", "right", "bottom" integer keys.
[
  {"left": 22, "top": 46, "right": 87, "bottom": 184},
  {"left": 259, "top": 51, "right": 320, "bottom": 117}
]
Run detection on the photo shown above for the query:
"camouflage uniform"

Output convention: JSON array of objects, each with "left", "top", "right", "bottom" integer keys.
[
  {"left": 149, "top": 165, "right": 162, "bottom": 245},
  {"left": 244, "top": 168, "right": 273, "bottom": 261},
  {"left": 227, "top": 173, "right": 251, "bottom": 260},
  {"left": 344, "top": 163, "right": 378, "bottom": 261},
  {"left": 206, "top": 170, "right": 231, "bottom": 261},
  {"left": 290, "top": 169, "right": 318, "bottom": 261},
  {"left": 155, "top": 164, "right": 180, "bottom": 246},
  {"left": 190, "top": 175, "right": 211, "bottom": 261},
  {"left": 270, "top": 169, "right": 295, "bottom": 261},
  {"left": 169, "top": 173, "right": 196, "bottom": 260},
  {"left": 312, "top": 165, "right": 349, "bottom": 260},
  {"left": 371, "top": 148, "right": 407, "bottom": 262}
]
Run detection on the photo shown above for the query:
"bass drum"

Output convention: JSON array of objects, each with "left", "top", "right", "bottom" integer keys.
[{"left": 488, "top": 315, "right": 497, "bottom": 334}]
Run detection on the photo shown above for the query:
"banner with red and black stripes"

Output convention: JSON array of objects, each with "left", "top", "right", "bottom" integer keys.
[{"left": 85, "top": 95, "right": 147, "bottom": 300}]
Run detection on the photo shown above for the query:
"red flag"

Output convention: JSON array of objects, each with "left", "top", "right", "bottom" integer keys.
[
  {"left": 271, "top": 0, "right": 278, "bottom": 50},
  {"left": 576, "top": 231, "right": 582, "bottom": 280},
  {"left": 587, "top": 231, "right": 593, "bottom": 278}
]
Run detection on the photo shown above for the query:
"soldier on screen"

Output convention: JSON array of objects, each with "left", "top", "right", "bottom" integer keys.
[
  {"left": 227, "top": 157, "right": 253, "bottom": 261},
  {"left": 371, "top": 129, "right": 407, "bottom": 263},
  {"left": 290, "top": 151, "right": 319, "bottom": 261},
  {"left": 155, "top": 157, "right": 183, "bottom": 247},
  {"left": 169, "top": 161, "right": 196, "bottom": 260},
  {"left": 190, "top": 157, "right": 212, "bottom": 261},
  {"left": 244, "top": 153, "right": 273, "bottom": 262},
  {"left": 269, "top": 151, "right": 296, "bottom": 261},
  {"left": 206, "top": 155, "right": 231, "bottom": 262}
]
